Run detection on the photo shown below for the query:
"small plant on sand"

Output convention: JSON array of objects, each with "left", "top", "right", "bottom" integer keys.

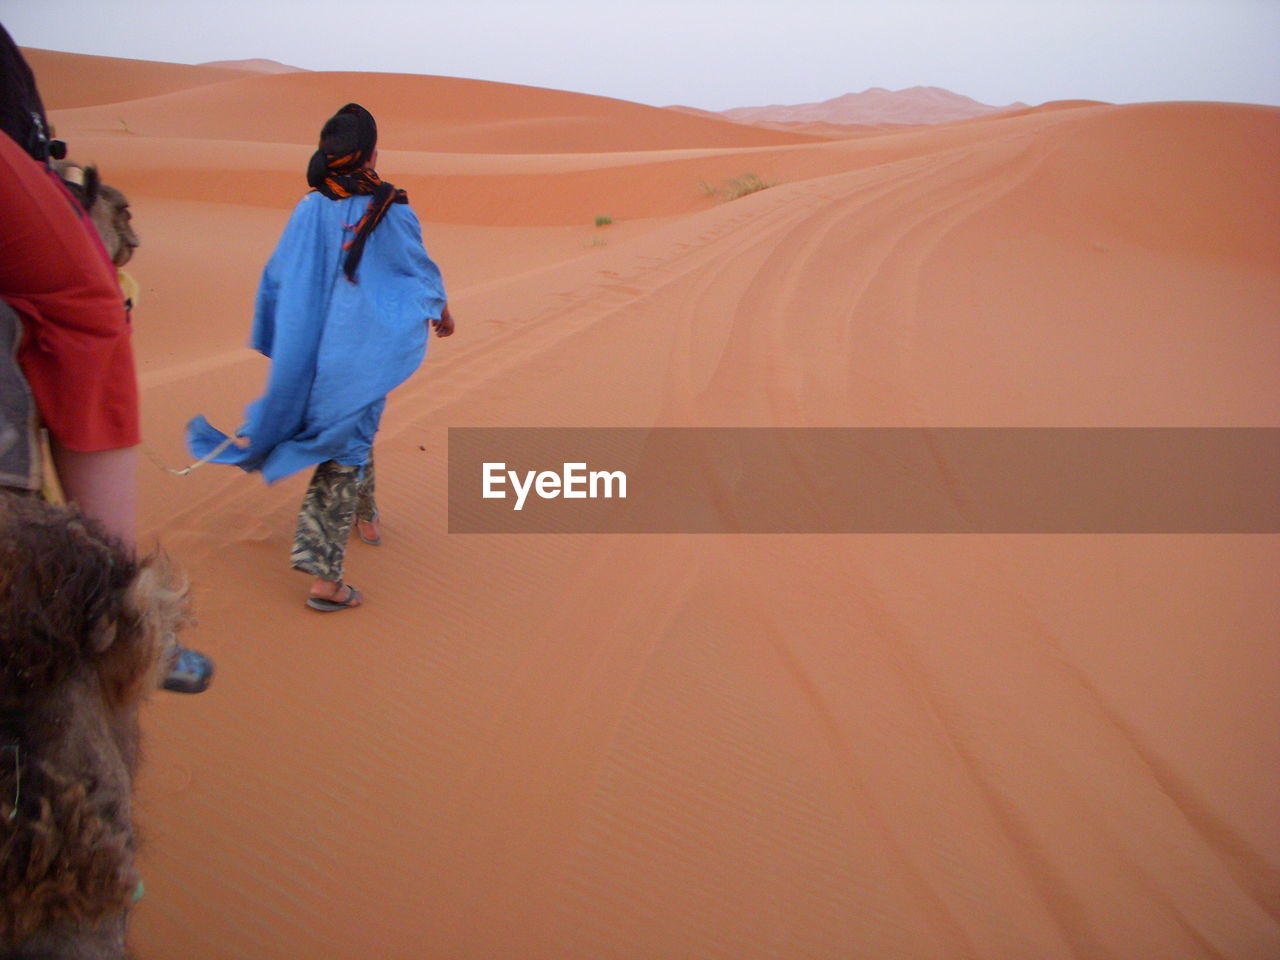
[
  {"left": 699, "top": 173, "right": 781, "bottom": 202},
  {"left": 594, "top": 214, "right": 613, "bottom": 227},
  {"left": 722, "top": 172, "right": 778, "bottom": 200}
]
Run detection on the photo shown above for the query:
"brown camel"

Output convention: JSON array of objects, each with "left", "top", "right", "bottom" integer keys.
[
  {"left": 0, "top": 493, "right": 190, "bottom": 958},
  {"left": 49, "top": 162, "right": 139, "bottom": 268}
]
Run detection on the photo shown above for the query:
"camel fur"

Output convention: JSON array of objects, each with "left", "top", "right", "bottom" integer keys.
[{"left": 0, "top": 493, "right": 190, "bottom": 958}]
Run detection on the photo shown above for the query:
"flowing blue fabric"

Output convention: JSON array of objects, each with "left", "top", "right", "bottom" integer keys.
[{"left": 186, "top": 192, "right": 445, "bottom": 484}]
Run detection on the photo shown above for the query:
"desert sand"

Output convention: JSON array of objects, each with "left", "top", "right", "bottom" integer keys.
[{"left": 25, "top": 46, "right": 1280, "bottom": 959}]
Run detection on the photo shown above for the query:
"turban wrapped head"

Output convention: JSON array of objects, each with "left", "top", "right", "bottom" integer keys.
[{"left": 305, "top": 103, "right": 407, "bottom": 282}]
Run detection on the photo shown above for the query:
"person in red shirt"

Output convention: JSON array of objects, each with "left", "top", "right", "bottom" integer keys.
[
  {"left": 0, "top": 24, "right": 211, "bottom": 693},
  {"left": 0, "top": 131, "right": 140, "bottom": 540}
]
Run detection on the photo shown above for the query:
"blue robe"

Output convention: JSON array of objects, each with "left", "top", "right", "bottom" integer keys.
[{"left": 186, "top": 192, "right": 446, "bottom": 483}]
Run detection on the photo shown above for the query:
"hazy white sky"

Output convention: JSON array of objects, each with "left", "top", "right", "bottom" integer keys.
[{"left": 4, "top": 0, "right": 1278, "bottom": 110}]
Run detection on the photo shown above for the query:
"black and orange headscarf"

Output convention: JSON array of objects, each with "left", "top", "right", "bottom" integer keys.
[{"left": 305, "top": 103, "right": 407, "bottom": 282}]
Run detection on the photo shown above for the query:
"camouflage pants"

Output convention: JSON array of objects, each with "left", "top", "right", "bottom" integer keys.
[{"left": 290, "top": 455, "right": 377, "bottom": 581}]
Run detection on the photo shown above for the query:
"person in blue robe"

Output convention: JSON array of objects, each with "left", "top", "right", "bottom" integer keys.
[{"left": 187, "top": 103, "right": 453, "bottom": 611}]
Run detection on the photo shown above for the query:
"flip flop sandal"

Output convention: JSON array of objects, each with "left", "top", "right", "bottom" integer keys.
[
  {"left": 356, "top": 513, "right": 382, "bottom": 546},
  {"left": 306, "top": 583, "right": 362, "bottom": 612}
]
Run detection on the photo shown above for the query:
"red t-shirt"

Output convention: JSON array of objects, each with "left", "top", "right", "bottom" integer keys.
[{"left": 0, "top": 133, "right": 139, "bottom": 451}]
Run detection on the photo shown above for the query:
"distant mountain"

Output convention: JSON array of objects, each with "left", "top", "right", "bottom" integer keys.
[
  {"left": 199, "top": 58, "right": 306, "bottom": 74},
  {"left": 673, "top": 87, "right": 1028, "bottom": 127}
]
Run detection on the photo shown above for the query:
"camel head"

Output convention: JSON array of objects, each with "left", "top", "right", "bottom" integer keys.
[
  {"left": 0, "top": 493, "right": 191, "bottom": 958},
  {"left": 50, "top": 161, "right": 140, "bottom": 268}
]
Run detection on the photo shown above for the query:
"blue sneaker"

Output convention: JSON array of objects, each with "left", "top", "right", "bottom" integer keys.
[{"left": 162, "top": 645, "right": 214, "bottom": 694}]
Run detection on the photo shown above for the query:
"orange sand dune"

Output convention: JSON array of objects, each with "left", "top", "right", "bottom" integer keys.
[
  {"left": 22, "top": 47, "right": 261, "bottom": 109},
  {"left": 24, "top": 48, "right": 1280, "bottom": 960},
  {"left": 990, "top": 98, "right": 1112, "bottom": 121},
  {"left": 198, "top": 57, "right": 306, "bottom": 74},
  {"left": 54, "top": 101, "right": 1127, "bottom": 228},
  {"left": 742, "top": 119, "right": 889, "bottom": 139},
  {"left": 47, "top": 67, "right": 821, "bottom": 154}
]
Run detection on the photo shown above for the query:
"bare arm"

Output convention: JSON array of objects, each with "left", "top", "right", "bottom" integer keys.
[{"left": 49, "top": 443, "right": 138, "bottom": 548}]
